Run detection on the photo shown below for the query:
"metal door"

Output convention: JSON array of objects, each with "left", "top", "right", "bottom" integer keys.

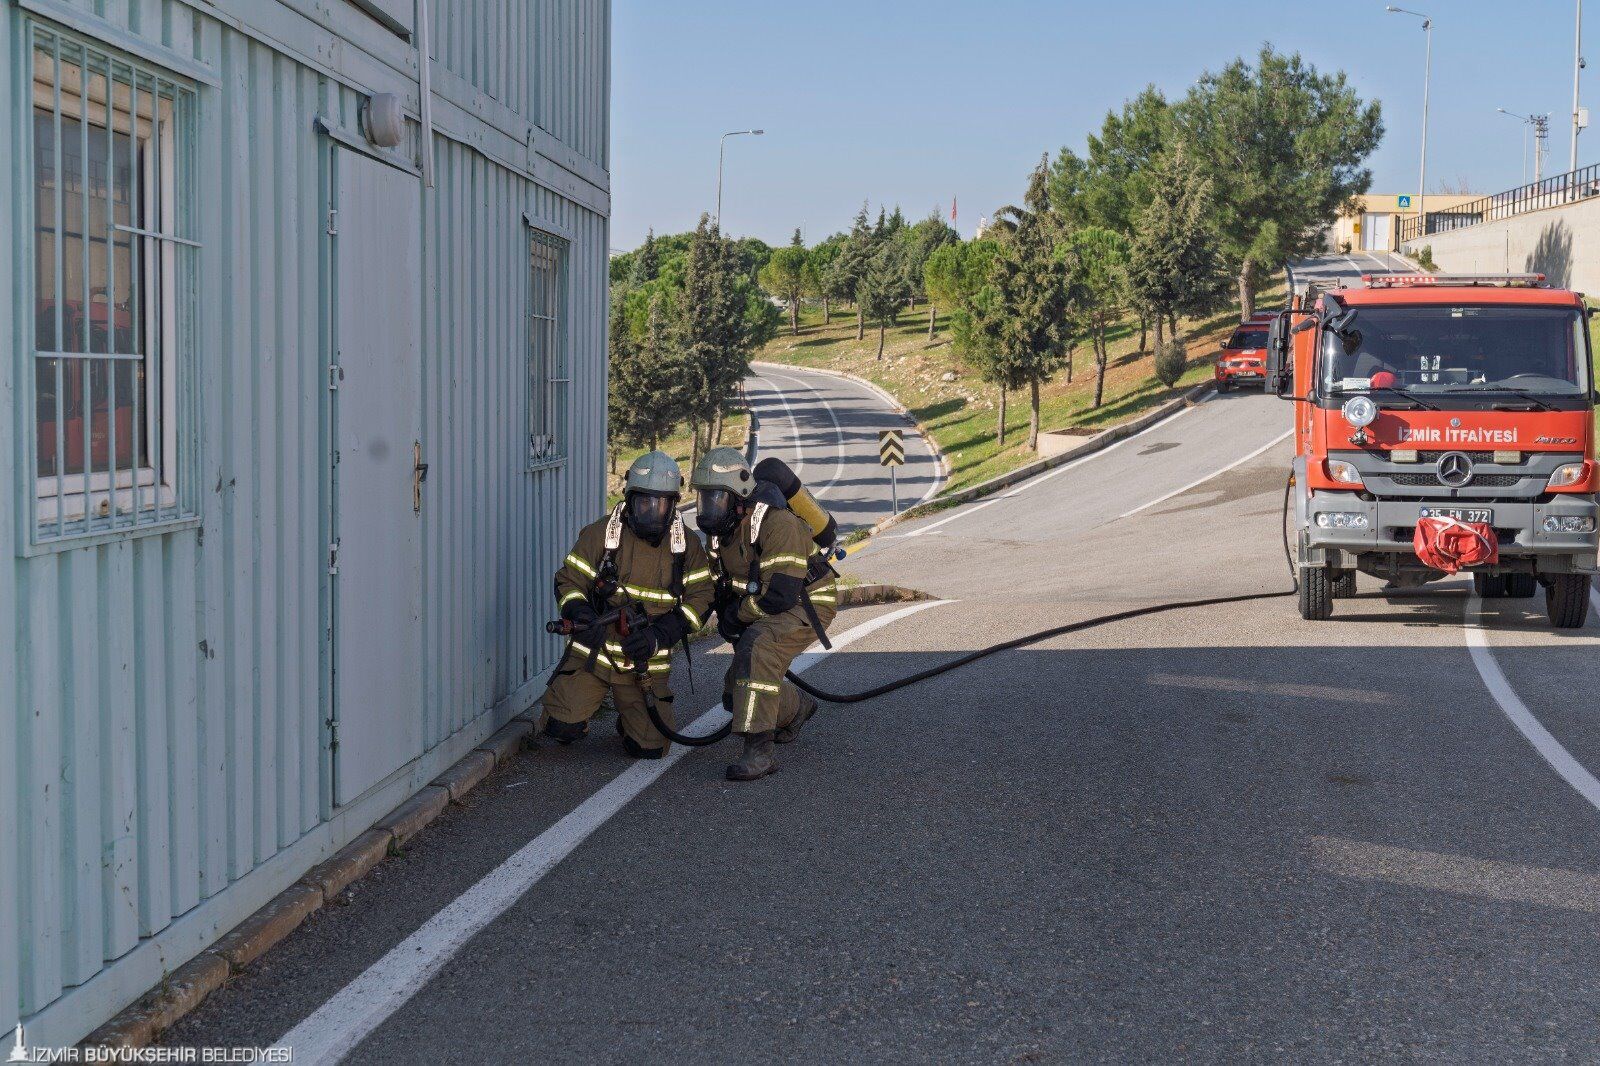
[
  {"left": 1362, "top": 213, "right": 1393, "bottom": 251},
  {"left": 330, "top": 148, "right": 424, "bottom": 806}
]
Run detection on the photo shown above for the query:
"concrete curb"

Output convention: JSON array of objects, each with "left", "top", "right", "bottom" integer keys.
[
  {"left": 84, "top": 715, "right": 540, "bottom": 1049},
  {"left": 750, "top": 360, "right": 952, "bottom": 494},
  {"left": 860, "top": 380, "right": 1216, "bottom": 540}
]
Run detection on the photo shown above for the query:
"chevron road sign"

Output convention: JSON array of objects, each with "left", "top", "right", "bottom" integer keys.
[{"left": 878, "top": 429, "right": 905, "bottom": 467}]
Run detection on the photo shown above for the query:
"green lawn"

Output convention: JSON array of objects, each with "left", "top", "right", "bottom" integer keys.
[{"left": 759, "top": 292, "right": 1280, "bottom": 495}]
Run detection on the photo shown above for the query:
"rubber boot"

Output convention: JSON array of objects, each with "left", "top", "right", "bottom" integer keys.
[
  {"left": 542, "top": 717, "right": 588, "bottom": 745},
  {"left": 622, "top": 734, "right": 665, "bottom": 760},
  {"left": 774, "top": 694, "right": 818, "bottom": 745},
  {"left": 726, "top": 731, "right": 777, "bottom": 781}
]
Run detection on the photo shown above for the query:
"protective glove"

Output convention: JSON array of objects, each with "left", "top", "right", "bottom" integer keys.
[
  {"left": 620, "top": 625, "right": 659, "bottom": 666},
  {"left": 561, "top": 600, "right": 599, "bottom": 627},
  {"left": 717, "top": 607, "right": 746, "bottom": 646}
]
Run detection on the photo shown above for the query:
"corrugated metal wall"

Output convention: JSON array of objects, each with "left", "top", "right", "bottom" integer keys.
[{"left": 1, "top": 0, "right": 609, "bottom": 1044}]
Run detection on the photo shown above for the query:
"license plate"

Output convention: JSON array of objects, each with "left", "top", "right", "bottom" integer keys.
[{"left": 1420, "top": 506, "right": 1493, "bottom": 524}]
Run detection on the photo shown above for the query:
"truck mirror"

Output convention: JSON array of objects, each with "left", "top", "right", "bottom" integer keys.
[{"left": 1265, "top": 313, "right": 1291, "bottom": 396}]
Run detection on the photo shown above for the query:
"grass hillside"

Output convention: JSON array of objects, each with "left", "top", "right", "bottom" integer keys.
[{"left": 758, "top": 291, "right": 1283, "bottom": 495}]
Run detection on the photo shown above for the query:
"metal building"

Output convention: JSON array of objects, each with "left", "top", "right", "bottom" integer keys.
[{"left": 0, "top": 0, "right": 610, "bottom": 1045}]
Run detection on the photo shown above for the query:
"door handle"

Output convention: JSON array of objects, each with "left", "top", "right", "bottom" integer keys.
[{"left": 414, "top": 441, "right": 428, "bottom": 513}]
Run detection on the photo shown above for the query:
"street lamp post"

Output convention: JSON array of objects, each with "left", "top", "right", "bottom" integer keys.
[
  {"left": 1388, "top": 6, "right": 1432, "bottom": 237},
  {"left": 716, "top": 129, "right": 764, "bottom": 230}
]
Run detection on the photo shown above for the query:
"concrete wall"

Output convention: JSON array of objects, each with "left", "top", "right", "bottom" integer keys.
[
  {"left": 1403, "top": 198, "right": 1600, "bottom": 297},
  {"left": 1, "top": 0, "right": 610, "bottom": 1046}
]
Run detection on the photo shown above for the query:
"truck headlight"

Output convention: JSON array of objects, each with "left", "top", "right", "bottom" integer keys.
[
  {"left": 1548, "top": 461, "right": 1590, "bottom": 488},
  {"left": 1542, "top": 515, "right": 1597, "bottom": 533},
  {"left": 1316, "top": 512, "right": 1371, "bottom": 529},
  {"left": 1341, "top": 395, "right": 1378, "bottom": 429},
  {"left": 1326, "top": 459, "right": 1365, "bottom": 485}
]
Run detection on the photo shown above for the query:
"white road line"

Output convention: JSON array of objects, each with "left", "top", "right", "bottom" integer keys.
[
  {"left": 753, "top": 375, "right": 806, "bottom": 474},
  {"left": 1465, "top": 591, "right": 1600, "bottom": 814},
  {"left": 1117, "top": 429, "right": 1292, "bottom": 519},
  {"left": 272, "top": 599, "right": 950, "bottom": 1065},
  {"left": 895, "top": 404, "right": 1203, "bottom": 537},
  {"left": 763, "top": 370, "right": 846, "bottom": 498}
]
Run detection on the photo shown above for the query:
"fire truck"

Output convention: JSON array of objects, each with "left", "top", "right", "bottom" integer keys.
[{"left": 1265, "top": 273, "right": 1598, "bottom": 627}]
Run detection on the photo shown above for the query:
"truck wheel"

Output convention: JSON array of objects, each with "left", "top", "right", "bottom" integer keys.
[
  {"left": 1545, "top": 574, "right": 1592, "bottom": 629},
  {"left": 1298, "top": 568, "right": 1334, "bottom": 621},
  {"left": 1332, "top": 571, "right": 1357, "bottom": 599},
  {"left": 1472, "top": 572, "right": 1507, "bottom": 599},
  {"left": 1504, "top": 573, "right": 1537, "bottom": 599}
]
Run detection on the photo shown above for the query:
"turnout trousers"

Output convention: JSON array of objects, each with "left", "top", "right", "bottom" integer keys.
[
  {"left": 541, "top": 649, "right": 677, "bottom": 754},
  {"left": 723, "top": 599, "right": 837, "bottom": 735}
]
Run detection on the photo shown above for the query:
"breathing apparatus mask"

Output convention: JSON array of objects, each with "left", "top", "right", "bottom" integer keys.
[
  {"left": 695, "top": 488, "right": 742, "bottom": 538},
  {"left": 625, "top": 491, "right": 676, "bottom": 545}
]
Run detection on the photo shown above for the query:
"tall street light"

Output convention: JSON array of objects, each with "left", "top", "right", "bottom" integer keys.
[
  {"left": 716, "top": 129, "right": 764, "bottom": 230},
  {"left": 1572, "top": 0, "right": 1586, "bottom": 172},
  {"left": 1388, "top": 6, "right": 1432, "bottom": 236}
]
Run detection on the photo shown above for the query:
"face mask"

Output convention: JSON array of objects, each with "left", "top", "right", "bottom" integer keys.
[
  {"left": 695, "top": 488, "right": 740, "bottom": 538},
  {"left": 625, "top": 492, "right": 674, "bottom": 544}
]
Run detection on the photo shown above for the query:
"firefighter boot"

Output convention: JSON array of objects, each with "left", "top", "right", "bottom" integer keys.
[
  {"left": 542, "top": 717, "right": 588, "bottom": 745},
  {"left": 726, "top": 732, "right": 777, "bottom": 781},
  {"left": 774, "top": 692, "right": 818, "bottom": 745}
]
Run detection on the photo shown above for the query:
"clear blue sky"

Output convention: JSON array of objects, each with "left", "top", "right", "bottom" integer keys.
[{"left": 611, "top": 0, "right": 1588, "bottom": 251}]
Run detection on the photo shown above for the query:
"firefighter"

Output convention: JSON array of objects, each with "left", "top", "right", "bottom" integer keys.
[
  {"left": 690, "top": 447, "right": 838, "bottom": 781},
  {"left": 541, "top": 450, "right": 714, "bottom": 758}
]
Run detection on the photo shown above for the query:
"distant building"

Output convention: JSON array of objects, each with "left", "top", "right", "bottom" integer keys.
[
  {"left": 1326, "top": 193, "right": 1480, "bottom": 252},
  {"left": 0, "top": 0, "right": 610, "bottom": 1046}
]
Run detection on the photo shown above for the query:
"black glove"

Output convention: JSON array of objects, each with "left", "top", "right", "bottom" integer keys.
[
  {"left": 562, "top": 600, "right": 599, "bottom": 627},
  {"left": 717, "top": 606, "right": 746, "bottom": 646},
  {"left": 620, "top": 625, "right": 659, "bottom": 665}
]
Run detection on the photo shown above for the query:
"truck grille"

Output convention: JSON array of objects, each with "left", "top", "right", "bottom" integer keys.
[{"left": 1389, "top": 472, "right": 1522, "bottom": 487}]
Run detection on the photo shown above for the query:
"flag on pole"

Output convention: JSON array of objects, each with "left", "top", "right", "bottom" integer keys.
[{"left": 950, "top": 196, "right": 958, "bottom": 225}]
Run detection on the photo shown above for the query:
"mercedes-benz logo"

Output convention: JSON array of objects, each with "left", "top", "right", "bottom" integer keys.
[{"left": 1436, "top": 451, "right": 1474, "bottom": 487}]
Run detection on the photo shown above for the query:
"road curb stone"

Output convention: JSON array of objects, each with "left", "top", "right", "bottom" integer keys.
[
  {"left": 82, "top": 953, "right": 232, "bottom": 1048},
  {"left": 378, "top": 785, "right": 451, "bottom": 846},
  {"left": 211, "top": 884, "right": 324, "bottom": 972},
  {"left": 300, "top": 829, "right": 394, "bottom": 901}
]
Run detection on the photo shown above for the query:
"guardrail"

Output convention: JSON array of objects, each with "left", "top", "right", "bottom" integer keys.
[{"left": 1396, "top": 163, "right": 1600, "bottom": 244}]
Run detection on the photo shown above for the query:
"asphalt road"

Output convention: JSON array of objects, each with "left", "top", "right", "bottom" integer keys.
[
  {"left": 743, "top": 363, "right": 941, "bottom": 530},
  {"left": 1289, "top": 248, "right": 1418, "bottom": 290},
  {"left": 164, "top": 313, "right": 1600, "bottom": 1061}
]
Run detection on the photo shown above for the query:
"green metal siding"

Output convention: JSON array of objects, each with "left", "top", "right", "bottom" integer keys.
[{"left": 1, "top": 0, "right": 609, "bottom": 1045}]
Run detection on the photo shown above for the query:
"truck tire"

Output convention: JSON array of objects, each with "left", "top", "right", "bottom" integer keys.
[
  {"left": 1298, "top": 568, "right": 1334, "bottom": 621},
  {"left": 1545, "top": 574, "right": 1592, "bottom": 629},
  {"left": 1472, "top": 572, "right": 1507, "bottom": 599},
  {"left": 1332, "top": 571, "right": 1357, "bottom": 598},
  {"left": 1504, "top": 573, "right": 1537, "bottom": 599}
]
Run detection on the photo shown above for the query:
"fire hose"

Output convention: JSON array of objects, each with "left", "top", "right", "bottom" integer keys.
[{"left": 550, "top": 475, "right": 1303, "bottom": 749}]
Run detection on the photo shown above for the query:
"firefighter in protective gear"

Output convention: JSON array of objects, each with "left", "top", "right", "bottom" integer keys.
[
  {"left": 541, "top": 450, "right": 714, "bottom": 758},
  {"left": 691, "top": 447, "right": 838, "bottom": 781}
]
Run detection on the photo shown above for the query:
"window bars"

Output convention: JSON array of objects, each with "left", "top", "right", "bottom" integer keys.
[
  {"left": 29, "top": 24, "right": 197, "bottom": 542},
  {"left": 528, "top": 228, "right": 568, "bottom": 466}
]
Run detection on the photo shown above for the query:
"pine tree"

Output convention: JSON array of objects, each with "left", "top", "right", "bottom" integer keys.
[
  {"left": 629, "top": 228, "right": 661, "bottom": 287},
  {"left": 857, "top": 241, "right": 911, "bottom": 360},
  {"left": 759, "top": 244, "right": 810, "bottom": 336},
  {"left": 678, "top": 215, "right": 756, "bottom": 465},
  {"left": 1125, "top": 146, "right": 1225, "bottom": 358},
  {"left": 828, "top": 203, "right": 876, "bottom": 341},
  {"left": 1071, "top": 226, "right": 1130, "bottom": 410}
]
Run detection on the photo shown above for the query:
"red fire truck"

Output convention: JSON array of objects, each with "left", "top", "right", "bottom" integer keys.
[{"left": 1266, "top": 273, "right": 1598, "bottom": 627}]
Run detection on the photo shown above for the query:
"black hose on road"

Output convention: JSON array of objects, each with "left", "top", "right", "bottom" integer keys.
[{"left": 649, "top": 464, "right": 1303, "bottom": 743}]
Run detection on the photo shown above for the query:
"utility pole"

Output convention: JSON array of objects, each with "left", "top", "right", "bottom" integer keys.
[
  {"left": 715, "top": 129, "right": 764, "bottom": 230},
  {"left": 1498, "top": 109, "right": 1551, "bottom": 183},
  {"left": 1573, "top": 0, "right": 1586, "bottom": 173},
  {"left": 1388, "top": 7, "right": 1433, "bottom": 235}
]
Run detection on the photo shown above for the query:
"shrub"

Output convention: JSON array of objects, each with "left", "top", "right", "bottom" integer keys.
[
  {"left": 1154, "top": 337, "right": 1188, "bottom": 388},
  {"left": 1415, "top": 245, "right": 1438, "bottom": 272}
]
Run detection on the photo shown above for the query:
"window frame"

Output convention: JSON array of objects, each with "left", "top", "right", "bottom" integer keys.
[
  {"left": 525, "top": 222, "right": 571, "bottom": 471},
  {"left": 23, "top": 23, "right": 199, "bottom": 548}
]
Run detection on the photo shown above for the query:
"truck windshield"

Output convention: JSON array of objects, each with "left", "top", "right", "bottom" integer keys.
[{"left": 1320, "top": 305, "right": 1592, "bottom": 398}]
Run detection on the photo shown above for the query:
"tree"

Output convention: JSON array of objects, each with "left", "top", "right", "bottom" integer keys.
[
  {"left": 857, "top": 240, "right": 911, "bottom": 360},
  {"left": 971, "top": 158, "right": 1075, "bottom": 450},
  {"left": 1176, "top": 45, "right": 1383, "bottom": 317},
  {"left": 1125, "top": 145, "right": 1225, "bottom": 357},
  {"left": 829, "top": 203, "right": 877, "bottom": 341},
  {"left": 1070, "top": 226, "right": 1129, "bottom": 410},
  {"left": 759, "top": 244, "right": 810, "bottom": 335},
  {"left": 678, "top": 215, "right": 755, "bottom": 464},
  {"left": 1153, "top": 336, "right": 1188, "bottom": 389},
  {"left": 901, "top": 212, "right": 959, "bottom": 325},
  {"left": 1049, "top": 86, "right": 1172, "bottom": 236},
  {"left": 809, "top": 236, "right": 844, "bottom": 322},
  {"left": 610, "top": 290, "right": 687, "bottom": 454},
  {"left": 629, "top": 228, "right": 662, "bottom": 287},
  {"left": 924, "top": 238, "right": 996, "bottom": 344}
]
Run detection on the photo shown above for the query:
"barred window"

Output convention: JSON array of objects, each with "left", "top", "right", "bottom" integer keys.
[
  {"left": 528, "top": 227, "right": 569, "bottom": 467},
  {"left": 30, "top": 26, "right": 197, "bottom": 541}
]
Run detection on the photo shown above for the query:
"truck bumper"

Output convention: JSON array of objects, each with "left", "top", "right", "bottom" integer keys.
[{"left": 1304, "top": 492, "right": 1599, "bottom": 574}]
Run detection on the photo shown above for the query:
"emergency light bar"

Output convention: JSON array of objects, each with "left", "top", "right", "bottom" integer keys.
[{"left": 1361, "top": 273, "right": 1547, "bottom": 288}]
